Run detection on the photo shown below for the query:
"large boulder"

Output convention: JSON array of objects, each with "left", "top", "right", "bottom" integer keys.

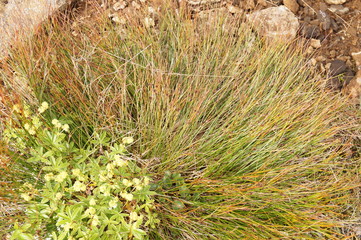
[
  {"left": 0, "top": 0, "right": 69, "bottom": 57},
  {"left": 246, "top": 6, "right": 299, "bottom": 43}
]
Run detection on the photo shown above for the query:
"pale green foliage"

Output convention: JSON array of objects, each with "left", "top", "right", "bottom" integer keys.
[{"left": 4, "top": 103, "right": 159, "bottom": 240}]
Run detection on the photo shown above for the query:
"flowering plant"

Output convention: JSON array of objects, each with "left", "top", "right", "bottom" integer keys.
[{"left": 4, "top": 102, "right": 159, "bottom": 240}]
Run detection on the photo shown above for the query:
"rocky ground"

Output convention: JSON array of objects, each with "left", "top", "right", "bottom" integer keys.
[{"left": 0, "top": 0, "right": 360, "bottom": 102}]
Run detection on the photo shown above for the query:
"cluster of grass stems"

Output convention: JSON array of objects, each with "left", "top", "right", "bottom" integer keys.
[{"left": 1, "top": 1, "right": 361, "bottom": 239}]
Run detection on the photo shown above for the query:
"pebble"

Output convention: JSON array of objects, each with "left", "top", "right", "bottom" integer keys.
[
  {"left": 328, "top": 5, "right": 349, "bottom": 14},
  {"left": 283, "top": 0, "right": 299, "bottom": 13},
  {"left": 329, "top": 59, "right": 347, "bottom": 76},
  {"left": 316, "top": 56, "right": 326, "bottom": 62},
  {"left": 301, "top": 25, "right": 321, "bottom": 39},
  {"left": 351, "top": 51, "right": 361, "bottom": 68},
  {"left": 324, "top": 0, "right": 347, "bottom": 5},
  {"left": 246, "top": 6, "right": 299, "bottom": 42},
  {"left": 310, "top": 39, "right": 321, "bottom": 48},
  {"left": 317, "top": 10, "right": 331, "bottom": 30},
  {"left": 132, "top": 1, "right": 141, "bottom": 9},
  {"left": 326, "top": 77, "right": 342, "bottom": 91},
  {"left": 113, "top": 1, "right": 127, "bottom": 11}
]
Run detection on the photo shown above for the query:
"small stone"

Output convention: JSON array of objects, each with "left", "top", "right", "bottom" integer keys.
[
  {"left": 329, "top": 49, "right": 337, "bottom": 58},
  {"left": 258, "top": 0, "right": 268, "bottom": 7},
  {"left": 246, "top": 6, "right": 299, "bottom": 42},
  {"left": 326, "top": 77, "right": 342, "bottom": 91},
  {"left": 317, "top": 10, "right": 331, "bottom": 30},
  {"left": 227, "top": 4, "right": 241, "bottom": 14},
  {"left": 328, "top": 5, "right": 349, "bottom": 14},
  {"left": 325, "top": 62, "right": 331, "bottom": 70},
  {"left": 283, "top": 0, "right": 299, "bottom": 14},
  {"left": 144, "top": 17, "right": 155, "bottom": 28},
  {"left": 132, "top": 1, "right": 141, "bottom": 9},
  {"left": 113, "top": 1, "right": 127, "bottom": 11},
  {"left": 301, "top": 25, "right": 321, "bottom": 39},
  {"left": 329, "top": 59, "right": 347, "bottom": 76},
  {"left": 306, "top": 46, "right": 314, "bottom": 55},
  {"left": 324, "top": 0, "right": 347, "bottom": 5},
  {"left": 351, "top": 51, "right": 361, "bottom": 68},
  {"left": 310, "top": 58, "right": 317, "bottom": 66},
  {"left": 343, "top": 70, "right": 361, "bottom": 104},
  {"left": 316, "top": 55, "right": 326, "bottom": 62},
  {"left": 310, "top": 39, "right": 321, "bottom": 48}
]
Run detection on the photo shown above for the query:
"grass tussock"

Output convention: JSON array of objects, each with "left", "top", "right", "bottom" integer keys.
[{"left": 1, "top": 2, "right": 361, "bottom": 239}]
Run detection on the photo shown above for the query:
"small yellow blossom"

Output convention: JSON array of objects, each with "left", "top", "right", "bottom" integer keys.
[
  {"left": 51, "top": 119, "right": 62, "bottom": 128},
  {"left": 143, "top": 176, "right": 151, "bottom": 186},
  {"left": 44, "top": 173, "right": 54, "bottom": 181},
  {"left": 55, "top": 192, "right": 63, "bottom": 200},
  {"left": 72, "top": 168, "right": 81, "bottom": 177},
  {"left": 129, "top": 212, "right": 139, "bottom": 221},
  {"left": 122, "top": 179, "right": 133, "bottom": 187},
  {"left": 13, "top": 104, "right": 21, "bottom": 113},
  {"left": 84, "top": 207, "right": 96, "bottom": 217},
  {"left": 122, "top": 136, "right": 134, "bottom": 144},
  {"left": 91, "top": 215, "right": 100, "bottom": 227},
  {"left": 89, "top": 198, "right": 96, "bottom": 206},
  {"left": 24, "top": 123, "right": 31, "bottom": 130},
  {"left": 106, "top": 163, "right": 115, "bottom": 171},
  {"left": 73, "top": 181, "right": 86, "bottom": 192},
  {"left": 28, "top": 127, "right": 36, "bottom": 135},
  {"left": 109, "top": 198, "right": 118, "bottom": 208},
  {"left": 55, "top": 171, "right": 68, "bottom": 183},
  {"left": 114, "top": 155, "right": 127, "bottom": 167},
  {"left": 21, "top": 193, "right": 32, "bottom": 201},
  {"left": 38, "top": 101, "right": 49, "bottom": 113},
  {"left": 120, "top": 192, "right": 133, "bottom": 201},
  {"left": 133, "top": 178, "right": 141, "bottom": 186},
  {"left": 32, "top": 116, "right": 42, "bottom": 128},
  {"left": 63, "top": 222, "right": 73, "bottom": 232},
  {"left": 62, "top": 124, "right": 69, "bottom": 132}
]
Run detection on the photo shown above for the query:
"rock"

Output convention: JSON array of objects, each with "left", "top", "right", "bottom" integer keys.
[
  {"left": 283, "top": 0, "right": 299, "bottom": 13},
  {"left": 246, "top": 6, "right": 299, "bottom": 42},
  {"left": 342, "top": 69, "right": 356, "bottom": 86},
  {"left": 328, "top": 5, "right": 349, "bottom": 14},
  {"left": 351, "top": 51, "right": 361, "bottom": 68},
  {"left": 131, "top": 1, "right": 140, "bottom": 9},
  {"left": 310, "top": 39, "right": 321, "bottom": 48},
  {"left": 326, "top": 77, "right": 342, "bottom": 91},
  {"left": 301, "top": 25, "right": 321, "bottom": 39},
  {"left": 329, "top": 59, "right": 347, "bottom": 76},
  {"left": 227, "top": 4, "right": 241, "bottom": 14},
  {"left": 317, "top": 10, "right": 331, "bottom": 30},
  {"left": 113, "top": 1, "right": 127, "bottom": 11},
  {"left": 343, "top": 70, "right": 361, "bottom": 104},
  {"left": 325, "top": 0, "right": 347, "bottom": 5},
  {"left": 144, "top": 17, "right": 155, "bottom": 28}
]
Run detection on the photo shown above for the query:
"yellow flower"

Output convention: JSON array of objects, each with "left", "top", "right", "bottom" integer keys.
[
  {"left": 84, "top": 207, "right": 96, "bottom": 217},
  {"left": 122, "top": 179, "right": 133, "bottom": 187},
  {"left": 120, "top": 192, "right": 133, "bottom": 201},
  {"left": 32, "top": 116, "right": 42, "bottom": 128},
  {"left": 73, "top": 181, "right": 86, "bottom": 192},
  {"left": 91, "top": 215, "right": 100, "bottom": 227},
  {"left": 23, "top": 123, "right": 31, "bottom": 130},
  {"left": 55, "top": 192, "right": 63, "bottom": 200},
  {"left": 143, "top": 176, "right": 151, "bottom": 186},
  {"left": 55, "top": 171, "right": 68, "bottom": 183},
  {"left": 114, "top": 155, "right": 127, "bottom": 167},
  {"left": 129, "top": 212, "right": 139, "bottom": 221},
  {"left": 62, "top": 124, "right": 69, "bottom": 132},
  {"left": 28, "top": 127, "right": 36, "bottom": 135},
  {"left": 38, "top": 102, "right": 49, "bottom": 113},
  {"left": 89, "top": 198, "right": 96, "bottom": 206},
  {"left": 109, "top": 198, "right": 118, "bottom": 209},
  {"left": 20, "top": 193, "right": 32, "bottom": 201},
  {"left": 13, "top": 104, "right": 21, "bottom": 113},
  {"left": 122, "top": 136, "right": 134, "bottom": 144},
  {"left": 44, "top": 173, "right": 54, "bottom": 181},
  {"left": 51, "top": 119, "right": 62, "bottom": 128}
]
